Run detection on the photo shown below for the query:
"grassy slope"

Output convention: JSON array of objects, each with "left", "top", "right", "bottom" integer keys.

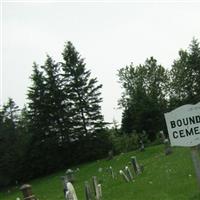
[{"left": 1, "top": 145, "right": 200, "bottom": 200}]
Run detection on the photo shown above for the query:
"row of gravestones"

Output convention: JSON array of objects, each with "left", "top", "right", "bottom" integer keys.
[
  {"left": 62, "top": 171, "right": 102, "bottom": 200},
  {"left": 18, "top": 156, "right": 142, "bottom": 200},
  {"left": 108, "top": 156, "right": 144, "bottom": 184},
  {"left": 61, "top": 156, "right": 143, "bottom": 200},
  {"left": 18, "top": 133, "right": 171, "bottom": 200}
]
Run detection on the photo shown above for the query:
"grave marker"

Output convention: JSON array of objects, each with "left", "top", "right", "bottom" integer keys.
[
  {"left": 20, "top": 184, "right": 37, "bottom": 200},
  {"left": 131, "top": 156, "right": 141, "bottom": 175},
  {"left": 65, "top": 182, "right": 78, "bottom": 200},
  {"left": 84, "top": 181, "right": 93, "bottom": 200},
  {"left": 109, "top": 166, "right": 115, "bottom": 179},
  {"left": 92, "top": 176, "right": 100, "bottom": 200},
  {"left": 125, "top": 166, "right": 134, "bottom": 181},
  {"left": 119, "top": 170, "right": 130, "bottom": 182}
]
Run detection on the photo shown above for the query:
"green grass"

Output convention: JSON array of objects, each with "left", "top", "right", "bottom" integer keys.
[{"left": 1, "top": 145, "right": 200, "bottom": 200}]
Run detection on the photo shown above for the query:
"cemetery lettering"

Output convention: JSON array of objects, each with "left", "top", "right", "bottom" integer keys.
[
  {"left": 170, "top": 115, "right": 200, "bottom": 139},
  {"left": 164, "top": 102, "right": 200, "bottom": 147}
]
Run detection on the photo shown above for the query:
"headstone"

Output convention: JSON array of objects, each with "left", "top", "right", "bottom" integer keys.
[
  {"left": 65, "top": 191, "right": 74, "bottom": 200},
  {"left": 109, "top": 166, "right": 115, "bottom": 179},
  {"left": 20, "top": 184, "right": 37, "bottom": 200},
  {"left": 97, "top": 184, "right": 102, "bottom": 198},
  {"left": 159, "top": 130, "right": 166, "bottom": 142},
  {"left": 119, "top": 170, "right": 129, "bottom": 182},
  {"left": 61, "top": 176, "right": 68, "bottom": 197},
  {"left": 139, "top": 139, "right": 145, "bottom": 151},
  {"left": 92, "top": 176, "right": 100, "bottom": 200},
  {"left": 65, "top": 182, "right": 78, "bottom": 200},
  {"left": 164, "top": 138, "right": 172, "bottom": 155},
  {"left": 125, "top": 166, "right": 134, "bottom": 181},
  {"left": 84, "top": 181, "right": 93, "bottom": 200},
  {"left": 131, "top": 156, "right": 141, "bottom": 175}
]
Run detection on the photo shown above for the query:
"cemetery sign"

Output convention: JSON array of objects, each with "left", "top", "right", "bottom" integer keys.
[{"left": 164, "top": 102, "right": 200, "bottom": 147}]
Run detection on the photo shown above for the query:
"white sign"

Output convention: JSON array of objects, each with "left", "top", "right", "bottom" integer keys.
[{"left": 164, "top": 102, "right": 200, "bottom": 147}]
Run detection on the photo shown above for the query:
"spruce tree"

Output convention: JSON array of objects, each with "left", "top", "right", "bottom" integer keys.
[{"left": 61, "top": 42, "right": 104, "bottom": 140}]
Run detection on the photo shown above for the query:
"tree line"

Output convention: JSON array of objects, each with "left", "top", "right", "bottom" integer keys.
[
  {"left": 0, "top": 42, "right": 111, "bottom": 187},
  {"left": 119, "top": 38, "right": 200, "bottom": 141},
  {"left": 0, "top": 39, "right": 200, "bottom": 188}
]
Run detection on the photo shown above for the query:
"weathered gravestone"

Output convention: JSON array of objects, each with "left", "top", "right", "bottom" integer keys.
[
  {"left": 97, "top": 184, "right": 102, "bottom": 198},
  {"left": 20, "top": 184, "right": 37, "bottom": 200},
  {"left": 131, "top": 156, "right": 141, "bottom": 175},
  {"left": 159, "top": 130, "right": 172, "bottom": 155},
  {"left": 164, "top": 102, "right": 200, "bottom": 189},
  {"left": 92, "top": 176, "right": 101, "bottom": 200},
  {"left": 109, "top": 166, "right": 115, "bottom": 179},
  {"left": 119, "top": 170, "right": 130, "bottom": 182},
  {"left": 125, "top": 166, "right": 134, "bottom": 181},
  {"left": 65, "top": 182, "right": 78, "bottom": 200},
  {"left": 139, "top": 139, "right": 145, "bottom": 152},
  {"left": 84, "top": 181, "right": 94, "bottom": 200}
]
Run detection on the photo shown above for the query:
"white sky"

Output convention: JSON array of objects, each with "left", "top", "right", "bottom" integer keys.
[{"left": 1, "top": 1, "right": 200, "bottom": 124}]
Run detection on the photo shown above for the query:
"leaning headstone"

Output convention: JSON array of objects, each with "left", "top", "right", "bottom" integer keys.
[
  {"left": 131, "top": 156, "right": 141, "bottom": 175},
  {"left": 125, "top": 166, "right": 134, "bottom": 181},
  {"left": 119, "top": 170, "right": 130, "bottom": 182},
  {"left": 109, "top": 166, "right": 115, "bottom": 179},
  {"left": 65, "top": 182, "right": 78, "bottom": 200},
  {"left": 84, "top": 181, "right": 93, "bottom": 200},
  {"left": 92, "top": 176, "right": 100, "bottom": 200}
]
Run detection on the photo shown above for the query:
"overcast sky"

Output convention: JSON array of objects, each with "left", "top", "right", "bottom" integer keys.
[{"left": 1, "top": 1, "right": 200, "bottom": 123}]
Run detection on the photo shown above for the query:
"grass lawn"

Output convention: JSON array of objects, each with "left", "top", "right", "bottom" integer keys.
[{"left": 1, "top": 144, "right": 200, "bottom": 200}]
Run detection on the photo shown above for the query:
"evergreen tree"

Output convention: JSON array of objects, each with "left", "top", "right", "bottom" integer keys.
[
  {"left": 61, "top": 42, "right": 104, "bottom": 139},
  {"left": 26, "top": 63, "right": 51, "bottom": 176},
  {"left": 0, "top": 99, "right": 21, "bottom": 187},
  {"left": 61, "top": 42, "right": 108, "bottom": 162}
]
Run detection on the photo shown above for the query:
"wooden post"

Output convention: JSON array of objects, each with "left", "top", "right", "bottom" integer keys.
[
  {"left": 20, "top": 184, "right": 37, "bottom": 200},
  {"left": 191, "top": 146, "right": 200, "bottom": 189}
]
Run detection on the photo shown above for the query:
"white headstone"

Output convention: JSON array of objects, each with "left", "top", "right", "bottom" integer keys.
[
  {"left": 164, "top": 102, "right": 200, "bottom": 147},
  {"left": 66, "top": 182, "right": 78, "bottom": 200}
]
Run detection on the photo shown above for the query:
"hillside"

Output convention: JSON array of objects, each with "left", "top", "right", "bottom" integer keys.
[{"left": 1, "top": 145, "right": 200, "bottom": 200}]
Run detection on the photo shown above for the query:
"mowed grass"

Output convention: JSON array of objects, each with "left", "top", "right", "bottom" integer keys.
[{"left": 1, "top": 145, "right": 200, "bottom": 200}]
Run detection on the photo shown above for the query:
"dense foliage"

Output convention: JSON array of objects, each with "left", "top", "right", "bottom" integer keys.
[
  {"left": 0, "top": 39, "right": 199, "bottom": 188},
  {"left": 118, "top": 38, "right": 200, "bottom": 140},
  {"left": 0, "top": 42, "right": 110, "bottom": 188}
]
